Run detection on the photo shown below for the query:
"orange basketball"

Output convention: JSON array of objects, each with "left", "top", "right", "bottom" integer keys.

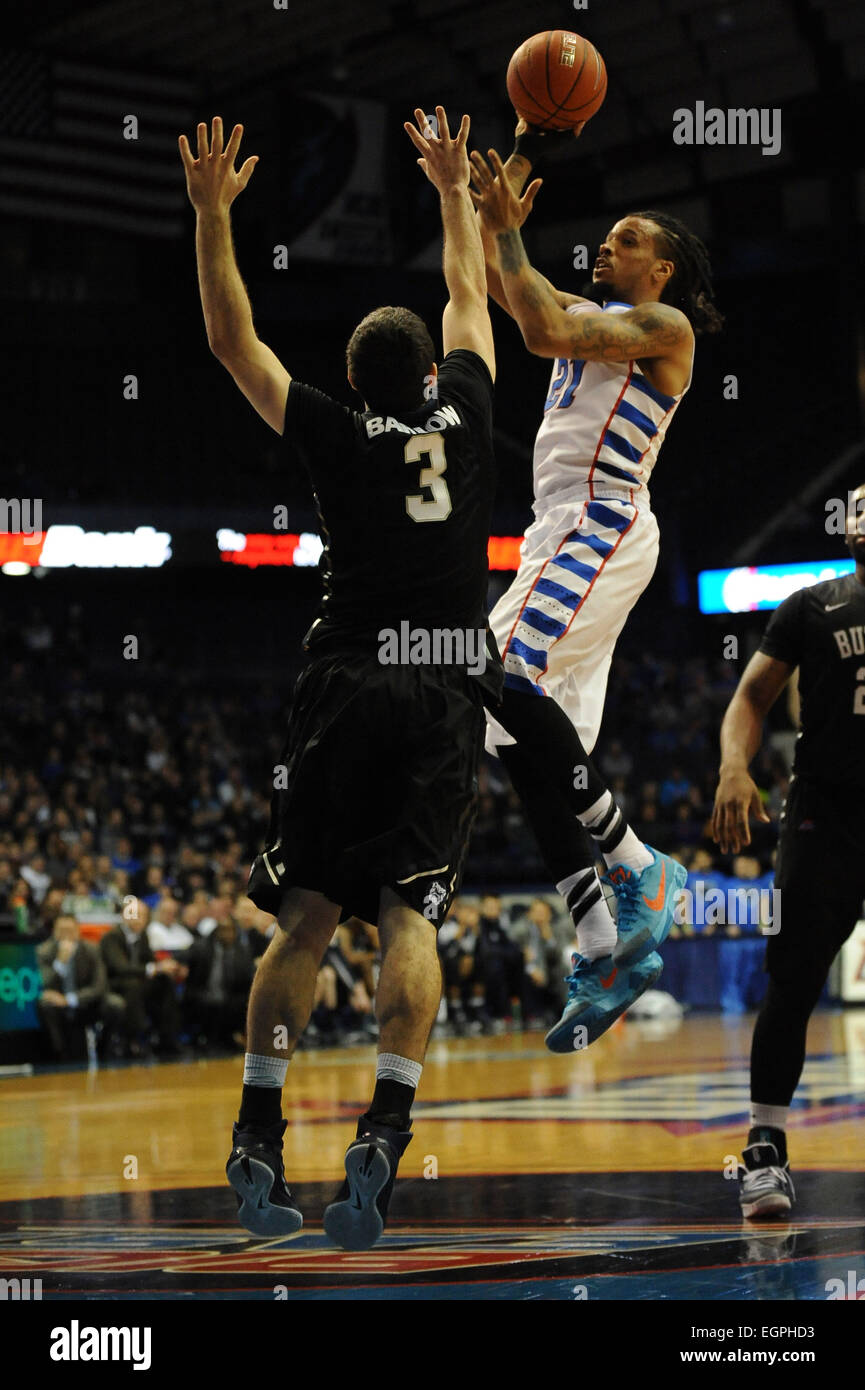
[{"left": 506, "top": 30, "right": 607, "bottom": 131}]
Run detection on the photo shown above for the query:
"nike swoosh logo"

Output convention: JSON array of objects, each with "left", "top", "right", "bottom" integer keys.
[
  {"left": 599, "top": 967, "right": 618, "bottom": 989},
  {"left": 825, "top": 602, "right": 847, "bottom": 611},
  {"left": 642, "top": 862, "right": 666, "bottom": 911}
]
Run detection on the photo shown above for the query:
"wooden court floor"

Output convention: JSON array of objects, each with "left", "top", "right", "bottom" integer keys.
[{"left": 2, "top": 1010, "right": 864, "bottom": 1300}]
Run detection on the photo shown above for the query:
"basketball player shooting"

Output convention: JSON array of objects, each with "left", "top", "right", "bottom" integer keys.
[
  {"left": 713, "top": 485, "right": 865, "bottom": 1218},
  {"left": 469, "top": 124, "right": 723, "bottom": 1052},
  {"left": 179, "top": 111, "right": 501, "bottom": 1249}
]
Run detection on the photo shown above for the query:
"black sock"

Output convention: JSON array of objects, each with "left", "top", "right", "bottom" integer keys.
[
  {"left": 238, "top": 1084, "right": 283, "bottom": 1128},
  {"left": 747, "top": 1124, "right": 788, "bottom": 1165},
  {"left": 368, "top": 1078, "right": 414, "bottom": 1131}
]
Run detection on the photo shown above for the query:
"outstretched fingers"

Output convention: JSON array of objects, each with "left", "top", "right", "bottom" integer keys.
[
  {"left": 469, "top": 150, "right": 493, "bottom": 187},
  {"left": 522, "top": 177, "right": 543, "bottom": 211},
  {"left": 178, "top": 133, "right": 194, "bottom": 170},
  {"left": 486, "top": 147, "right": 507, "bottom": 180},
  {"left": 404, "top": 116, "right": 431, "bottom": 156},
  {"left": 223, "top": 122, "right": 244, "bottom": 164}
]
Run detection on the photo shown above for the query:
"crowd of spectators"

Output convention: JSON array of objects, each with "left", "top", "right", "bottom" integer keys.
[{"left": 1, "top": 605, "right": 796, "bottom": 1063}]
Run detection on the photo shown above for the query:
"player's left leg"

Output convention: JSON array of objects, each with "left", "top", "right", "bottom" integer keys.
[
  {"left": 488, "top": 496, "right": 684, "bottom": 1051},
  {"left": 323, "top": 889, "right": 439, "bottom": 1250},
  {"left": 739, "top": 779, "right": 865, "bottom": 1218},
  {"left": 227, "top": 887, "right": 340, "bottom": 1237},
  {"left": 496, "top": 726, "right": 665, "bottom": 1051}
]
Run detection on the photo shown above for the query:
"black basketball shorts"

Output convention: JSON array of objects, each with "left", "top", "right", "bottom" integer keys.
[{"left": 247, "top": 651, "right": 488, "bottom": 927}]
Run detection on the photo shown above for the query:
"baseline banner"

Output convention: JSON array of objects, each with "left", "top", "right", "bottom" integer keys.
[{"left": 0, "top": 941, "right": 41, "bottom": 1032}]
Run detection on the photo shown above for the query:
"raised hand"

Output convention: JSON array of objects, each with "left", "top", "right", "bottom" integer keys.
[
  {"left": 404, "top": 105, "right": 471, "bottom": 193},
  {"left": 178, "top": 117, "right": 259, "bottom": 213},
  {"left": 468, "top": 148, "right": 542, "bottom": 234}
]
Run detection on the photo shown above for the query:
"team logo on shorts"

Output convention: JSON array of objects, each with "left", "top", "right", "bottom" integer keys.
[{"left": 423, "top": 881, "right": 447, "bottom": 921}]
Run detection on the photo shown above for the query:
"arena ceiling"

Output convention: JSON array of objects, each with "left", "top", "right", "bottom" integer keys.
[{"left": 13, "top": 0, "right": 864, "bottom": 151}]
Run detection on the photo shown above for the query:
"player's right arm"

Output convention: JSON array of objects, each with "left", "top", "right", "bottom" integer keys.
[
  {"left": 712, "top": 652, "right": 795, "bottom": 854},
  {"left": 404, "top": 106, "right": 495, "bottom": 379},
  {"left": 179, "top": 117, "right": 290, "bottom": 435},
  {"left": 475, "top": 121, "right": 585, "bottom": 318}
]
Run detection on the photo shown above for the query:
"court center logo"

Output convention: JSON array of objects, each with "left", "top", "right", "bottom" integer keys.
[{"left": 378, "top": 621, "right": 487, "bottom": 675}]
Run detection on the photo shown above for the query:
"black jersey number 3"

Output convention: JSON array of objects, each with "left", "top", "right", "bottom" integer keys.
[{"left": 404, "top": 432, "right": 452, "bottom": 523}]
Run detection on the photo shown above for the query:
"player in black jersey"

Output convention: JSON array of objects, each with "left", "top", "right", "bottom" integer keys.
[
  {"left": 179, "top": 109, "right": 500, "bottom": 1249},
  {"left": 712, "top": 485, "right": 865, "bottom": 1218}
]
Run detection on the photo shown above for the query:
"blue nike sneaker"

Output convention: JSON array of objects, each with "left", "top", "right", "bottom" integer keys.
[
  {"left": 608, "top": 847, "right": 688, "bottom": 968},
  {"left": 544, "top": 950, "right": 663, "bottom": 1054}
]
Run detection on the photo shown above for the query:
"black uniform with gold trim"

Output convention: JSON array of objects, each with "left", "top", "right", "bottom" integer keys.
[{"left": 247, "top": 349, "right": 502, "bottom": 926}]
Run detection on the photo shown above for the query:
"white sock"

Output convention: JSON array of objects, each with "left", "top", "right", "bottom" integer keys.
[
  {"left": 243, "top": 1053, "right": 289, "bottom": 1087},
  {"left": 557, "top": 868, "right": 617, "bottom": 961},
  {"left": 377, "top": 1052, "right": 423, "bottom": 1089},
  {"left": 750, "top": 1102, "right": 788, "bottom": 1131},
  {"left": 580, "top": 791, "right": 654, "bottom": 873}
]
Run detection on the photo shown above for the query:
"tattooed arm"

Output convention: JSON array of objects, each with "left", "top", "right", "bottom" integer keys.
[
  {"left": 495, "top": 224, "right": 691, "bottom": 362},
  {"left": 470, "top": 143, "right": 588, "bottom": 319},
  {"left": 474, "top": 153, "right": 582, "bottom": 316},
  {"left": 471, "top": 147, "right": 692, "bottom": 366}
]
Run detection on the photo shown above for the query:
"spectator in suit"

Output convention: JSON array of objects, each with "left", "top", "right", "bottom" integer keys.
[
  {"left": 184, "top": 917, "right": 254, "bottom": 1051},
  {"left": 37, "top": 914, "right": 123, "bottom": 1060},
  {"left": 100, "top": 899, "right": 184, "bottom": 1057}
]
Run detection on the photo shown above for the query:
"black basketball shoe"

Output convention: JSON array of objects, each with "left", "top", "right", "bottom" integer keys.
[
  {"left": 738, "top": 1141, "right": 795, "bottom": 1220},
  {"left": 226, "top": 1118, "right": 303, "bottom": 1237},
  {"left": 323, "top": 1115, "right": 413, "bottom": 1251}
]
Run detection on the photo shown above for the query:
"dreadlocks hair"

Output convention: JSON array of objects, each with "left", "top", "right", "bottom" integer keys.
[{"left": 631, "top": 210, "right": 724, "bottom": 335}]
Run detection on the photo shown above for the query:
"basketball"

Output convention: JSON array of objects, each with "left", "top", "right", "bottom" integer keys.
[{"left": 506, "top": 29, "right": 607, "bottom": 131}]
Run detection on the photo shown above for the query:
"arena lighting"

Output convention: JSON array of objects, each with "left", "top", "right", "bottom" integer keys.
[
  {"left": 0, "top": 525, "right": 172, "bottom": 570},
  {"left": 217, "top": 530, "right": 526, "bottom": 571},
  {"left": 217, "top": 529, "right": 323, "bottom": 568},
  {"left": 698, "top": 560, "right": 856, "bottom": 614}
]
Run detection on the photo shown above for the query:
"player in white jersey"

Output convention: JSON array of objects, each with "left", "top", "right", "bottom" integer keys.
[{"left": 470, "top": 130, "right": 722, "bottom": 1050}]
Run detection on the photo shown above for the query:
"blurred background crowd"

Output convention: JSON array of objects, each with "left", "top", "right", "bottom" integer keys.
[{"left": 0, "top": 601, "right": 794, "bottom": 1064}]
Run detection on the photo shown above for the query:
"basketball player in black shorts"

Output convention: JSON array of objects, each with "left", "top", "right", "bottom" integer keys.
[
  {"left": 179, "top": 109, "right": 501, "bottom": 1249},
  {"left": 713, "top": 484, "right": 865, "bottom": 1218}
]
